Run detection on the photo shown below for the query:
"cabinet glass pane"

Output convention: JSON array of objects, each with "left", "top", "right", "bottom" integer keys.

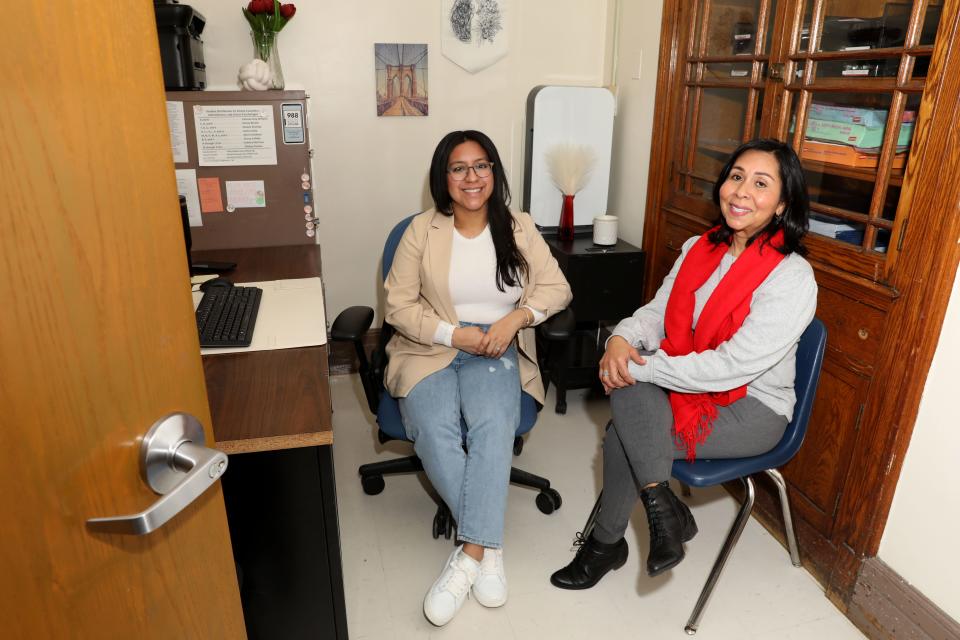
[
  {"left": 799, "top": 1, "right": 942, "bottom": 52},
  {"left": 684, "top": 88, "right": 748, "bottom": 201},
  {"left": 752, "top": 91, "right": 766, "bottom": 138},
  {"left": 704, "top": 62, "right": 753, "bottom": 80},
  {"left": 816, "top": 56, "right": 900, "bottom": 78},
  {"left": 800, "top": 4, "right": 812, "bottom": 52},
  {"left": 813, "top": 0, "right": 919, "bottom": 52},
  {"left": 799, "top": 93, "right": 901, "bottom": 175},
  {"left": 920, "top": 1, "right": 944, "bottom": 45},
  {"left": 703, "top": 0, "right": 764, "bottom": 56},
  {"left": 808, "top": 210, "right": 868, "bottom": 247},
  {"left": 796, "top": 90, "right": 919, "bottom": 252},
  {"left": 765, "top": 0, "right": 779, "bottom": 52}
]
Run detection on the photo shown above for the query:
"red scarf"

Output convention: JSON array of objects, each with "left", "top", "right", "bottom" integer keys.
[{"left": 660, "top": 228, "right": 786, "bottom": 461}]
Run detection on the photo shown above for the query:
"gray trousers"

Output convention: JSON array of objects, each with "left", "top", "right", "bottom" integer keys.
[{"left": 593, "top": 382, "right": 788, "bottom": 544}]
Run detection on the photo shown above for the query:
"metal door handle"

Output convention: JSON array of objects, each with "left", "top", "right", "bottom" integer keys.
[{"left": 87, "top": 413, "right": 228, "bottom": 535}]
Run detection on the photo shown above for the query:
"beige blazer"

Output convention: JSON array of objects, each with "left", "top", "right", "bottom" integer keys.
[{"left": 383, "top": 208, "right": 572, "bottom": 404}]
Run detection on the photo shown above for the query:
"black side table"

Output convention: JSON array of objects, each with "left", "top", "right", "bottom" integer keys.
[{"left": 541, "top": 233, "right": 645, "bottom": 413}]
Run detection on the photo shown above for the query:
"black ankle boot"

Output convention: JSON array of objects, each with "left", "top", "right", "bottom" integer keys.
[
  {"left": 550, "top": 533, "right": 628, "bottom": 590},
  {"left": 640, "top": 481, "right": 698, "bottom": 577}
]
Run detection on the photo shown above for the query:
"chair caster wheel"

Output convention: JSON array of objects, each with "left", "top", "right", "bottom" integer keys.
[
  {"left": 536, "top": 488, "right": 562, "bottom": 514},
  {"left": 361, "top": 475, "right": 385, "bottom": 495}
]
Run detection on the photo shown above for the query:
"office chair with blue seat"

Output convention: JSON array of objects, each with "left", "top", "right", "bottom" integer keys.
[
  {"left": 576, "top": 317, "right": 826, "bottom": 635},
  {"left": 331, "top": 214, "right": 575, "bottom": 538}
]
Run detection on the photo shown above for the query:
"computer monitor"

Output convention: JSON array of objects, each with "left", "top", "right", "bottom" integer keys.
[
  {"left": 178, "top": 195, "right": 193, "bottom": 276},
  {"left": 178, "top": 194, "right": 236, "bottom": 275}
]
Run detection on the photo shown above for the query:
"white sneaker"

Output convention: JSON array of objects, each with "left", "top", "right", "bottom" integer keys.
[
  {"left": 472, "top": 547, "right": 508, "bottom": 608},
  {"left": 423, "top": 547, "right": 480, "bottom": 626}
]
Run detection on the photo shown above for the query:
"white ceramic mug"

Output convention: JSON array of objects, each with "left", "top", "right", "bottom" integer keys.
[{"left": 593, "top": 215, "right": 618, "bottom": 245}]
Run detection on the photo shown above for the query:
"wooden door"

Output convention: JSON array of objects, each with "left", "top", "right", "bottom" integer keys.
[{"left": 0, "top": 3, "right": 246, "bottom": 638}]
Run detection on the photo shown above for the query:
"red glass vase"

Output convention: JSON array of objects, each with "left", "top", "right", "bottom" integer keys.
[{"left": 559, "top": 194, "right": 575, "bottom": 241}]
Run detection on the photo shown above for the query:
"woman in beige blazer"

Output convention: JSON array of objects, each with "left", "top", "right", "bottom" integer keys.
[{"left": 384, "top": 130, "right": 571, "bottom": 627}]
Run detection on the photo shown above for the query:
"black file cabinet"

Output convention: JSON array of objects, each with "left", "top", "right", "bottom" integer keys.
[{"left": 542, "top": 234, "right": 645, "bottom": 413}]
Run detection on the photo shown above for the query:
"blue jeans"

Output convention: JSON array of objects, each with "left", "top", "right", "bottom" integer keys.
[{"left": 398, "top": 336, "right": 520, "bottom": 549}]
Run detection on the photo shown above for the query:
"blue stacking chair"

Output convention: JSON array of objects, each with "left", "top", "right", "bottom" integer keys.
[
  {"left": 576, "top": 317, "right": 826, "bottom": 634},
  {"left": 331, "top": 214, "right": 574, "bottom": 538}
]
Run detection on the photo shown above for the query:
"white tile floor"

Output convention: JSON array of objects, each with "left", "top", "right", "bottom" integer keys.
[{"left": 330, "top": 374, "right": 866, "bottom": 640}]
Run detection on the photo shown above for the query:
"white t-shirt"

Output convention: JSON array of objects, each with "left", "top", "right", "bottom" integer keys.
[{"left": 432, "top": 225, "right": 543, "bottom": 346}]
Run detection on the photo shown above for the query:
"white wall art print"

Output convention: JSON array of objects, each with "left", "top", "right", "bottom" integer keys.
[{"left": 441, "top": 0, "right": 509, "bottom": 73}]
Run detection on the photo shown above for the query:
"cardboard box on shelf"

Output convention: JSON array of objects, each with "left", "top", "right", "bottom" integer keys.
[{"left": 801, "top": 139, "right": 906, "bottom": 170}]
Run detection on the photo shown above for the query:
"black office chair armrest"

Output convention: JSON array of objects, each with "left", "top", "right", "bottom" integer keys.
[
  {"left": 331, "top": 306, "right": 379, "bottom": 413},
  {"left": 331, "top": 306, "right": 375, "bottom": 342},
  {"left": 538, "top": 308, "right": 575, "bottom": 341}
]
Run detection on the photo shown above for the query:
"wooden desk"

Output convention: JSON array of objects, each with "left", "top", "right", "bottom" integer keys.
[{"left": 194, "top": 245, "right": 347, "bottom": 640}]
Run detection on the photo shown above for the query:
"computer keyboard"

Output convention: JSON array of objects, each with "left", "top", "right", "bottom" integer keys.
[{"left": 195, "top": 285, "right": 262, "bottom": 348}]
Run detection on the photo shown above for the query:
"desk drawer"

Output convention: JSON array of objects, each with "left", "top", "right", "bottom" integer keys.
[
  {"left": 563, "top": 253, "right": 644, "bottom": 323},
  {"left": 816, "top": 287, "right": 885, "bottom": 371}
]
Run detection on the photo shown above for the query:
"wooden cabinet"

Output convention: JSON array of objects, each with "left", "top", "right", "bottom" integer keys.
[
  {"left": 542, "top": 234, "right": 645, "bottom": 413},
  {"left": 644, "top": 0, "right": 960, "bottom": 606}
]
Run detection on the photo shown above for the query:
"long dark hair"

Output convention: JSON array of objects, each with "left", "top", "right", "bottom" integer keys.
[
  {"left": 429, "top": 130, "right": 528, "bottom": 290},
  {"left": 710, "top": 138, "right": 809, "bottom": 256}
]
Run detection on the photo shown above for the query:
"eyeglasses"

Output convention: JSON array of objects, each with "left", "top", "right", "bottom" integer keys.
[{"left": 447, "top": 161, "right": 495, "bottom": 181}]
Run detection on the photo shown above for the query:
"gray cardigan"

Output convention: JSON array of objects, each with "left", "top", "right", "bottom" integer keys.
[{"left": 615, "top": 236, "right": 818, "bottom": 419}]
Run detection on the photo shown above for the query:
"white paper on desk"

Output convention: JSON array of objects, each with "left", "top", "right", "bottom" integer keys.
[
  {"left": 194, "top": 277, "right": 327, "bottom": 355},
  {"left": 166, "top": 101, "right": 189, "bottom": 164},
  {"left": 175, "top": 169, "right": 203, "bottom": 227}
]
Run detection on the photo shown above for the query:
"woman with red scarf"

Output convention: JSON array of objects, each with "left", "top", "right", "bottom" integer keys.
[{"left": 551, "top": 139, "right": 817, "bottom": 589}]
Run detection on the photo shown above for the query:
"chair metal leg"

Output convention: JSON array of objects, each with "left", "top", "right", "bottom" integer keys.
[
  {"left": 684, "top": 476, "right": 755, "bottom": 635},
  {"left": 764, "top": 468, "right": 801, "bottom": 567},
  {"left": 580, "top": 490, "right": 603, "bottom": 542}
]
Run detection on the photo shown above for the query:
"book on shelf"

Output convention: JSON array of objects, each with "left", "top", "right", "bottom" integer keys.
[
  {"left": 805, "top": 117, "right": 914, "bottom": 150},
  {"left": 808, "top": 102, "right": 916, "bottom": 128},
  {"left": 801, "top": 139, "right": 906, "bottom": 169}
]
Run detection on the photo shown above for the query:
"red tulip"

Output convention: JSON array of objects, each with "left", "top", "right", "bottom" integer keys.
[
  {"left": 280, "top": 4, "right": 296, "bottom": 19},
  {"left": 248, "top": 0, "right": 272, "bottom": 14}
]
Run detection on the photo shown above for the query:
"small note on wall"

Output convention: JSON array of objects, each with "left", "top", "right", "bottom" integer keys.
[
  {"left": 197, "top": 177, "right": 224, "bottom": 213},
  {"left": 175, "top": 168, "right": 203, "bottom": 226},
  {"left": 225, "top": 180, "right": 266, "bottom": 209}
]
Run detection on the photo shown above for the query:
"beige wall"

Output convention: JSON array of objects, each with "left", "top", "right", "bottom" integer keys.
[
  {"left": 879, "top": 269, "right": 960, "bottom": 621},
  {"left": 606, "top": 1, "right": 665, "bottom": 247},
  {"left": 190, "top": 0, "right": 616, "bottom": 319}
]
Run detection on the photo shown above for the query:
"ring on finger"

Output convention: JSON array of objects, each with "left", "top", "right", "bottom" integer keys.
[{"left": 601, "top": 370, "right": 610, "bottom": 377}]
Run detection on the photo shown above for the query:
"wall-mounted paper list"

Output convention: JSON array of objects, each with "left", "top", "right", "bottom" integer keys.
[
  {"left": 194, "top": 104, "right": 278, "bottom": 167},
  {"left": 166, "top": 101, "right": 188, "bottom": 164}
]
